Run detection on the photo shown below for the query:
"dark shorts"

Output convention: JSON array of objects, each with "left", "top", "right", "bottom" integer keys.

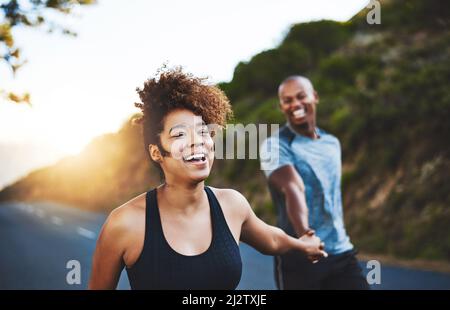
[{"left": 275, "top": 249, "right": 369, "bottom": 290}]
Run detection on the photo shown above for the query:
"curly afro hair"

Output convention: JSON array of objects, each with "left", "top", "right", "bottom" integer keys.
[{"left": 134, "top": 66, "right": 233, "bottom": 170}]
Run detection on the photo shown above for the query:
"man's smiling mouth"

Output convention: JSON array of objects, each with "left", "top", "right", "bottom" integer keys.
[{"left": 292, "top": 107, "right": 306, "bottom": 118}]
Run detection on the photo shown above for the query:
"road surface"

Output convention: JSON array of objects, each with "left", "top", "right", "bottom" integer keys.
[{"left": 1, "top": 201, "right": 449, "bottom": 290}]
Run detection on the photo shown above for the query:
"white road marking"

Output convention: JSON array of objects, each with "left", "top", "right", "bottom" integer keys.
[
  {"left": 26, "top": 205, "right": 34, "bottom": 214},
  {"left": 35, "top": 209, "right": 45, "bottom": 218},
  {"left": 51, "top": 216, "right": 63, "bottom": 226},
  {"left": 16, "top": 204, "right": 26, "bottom": 211},
  {"left": 76, "top": 227, "right": 96, "bottom": 240}
]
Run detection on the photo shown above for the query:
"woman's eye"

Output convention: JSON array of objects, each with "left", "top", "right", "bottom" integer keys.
[
  {"left": 172, "top": 132, "right": 185, "bottom": 138},
  {"left": 197, "top": 126, "right": 209, "bottom": 135}
]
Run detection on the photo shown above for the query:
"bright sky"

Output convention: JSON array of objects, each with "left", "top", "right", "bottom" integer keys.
[{"left": 0, "top": 0, "right": 368, "bottom": 188}]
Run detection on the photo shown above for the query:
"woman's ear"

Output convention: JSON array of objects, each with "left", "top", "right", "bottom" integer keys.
[{"left": 148, "top": 144, "right": 163, "bottom": 162}]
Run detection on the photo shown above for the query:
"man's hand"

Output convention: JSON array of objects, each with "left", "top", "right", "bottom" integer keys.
[{"left": 298, "top": 230, "right": 328, "bottom": 263}]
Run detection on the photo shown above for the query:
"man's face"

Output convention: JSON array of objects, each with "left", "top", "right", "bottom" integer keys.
[{"left": 278, "top": 79, "right": 318, "bottom": 127}]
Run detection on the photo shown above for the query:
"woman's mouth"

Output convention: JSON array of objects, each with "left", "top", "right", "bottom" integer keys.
[{"left": 183, "top": 153, "right": 207, "bottom": 165}]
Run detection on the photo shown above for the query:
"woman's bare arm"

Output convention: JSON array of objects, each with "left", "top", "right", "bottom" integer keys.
[
  {"left": 225, "top": 190, "right": 327, "bottom": 261},
  {"left": 88, "top": 208, "right": 129, "bottom": 289}
]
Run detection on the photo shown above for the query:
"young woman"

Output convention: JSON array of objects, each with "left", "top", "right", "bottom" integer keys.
[{"left": 88, "top": 67, "right": 327, "bottom": 290}]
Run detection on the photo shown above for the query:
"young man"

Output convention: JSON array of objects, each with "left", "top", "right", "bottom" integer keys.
[{"left": 260, "top": 76, "right": 369, "bottom": 290}]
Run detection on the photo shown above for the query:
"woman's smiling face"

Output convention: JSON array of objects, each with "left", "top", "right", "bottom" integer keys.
[{"left": 153, "top": 108, "right": 215, "bottom": 184}]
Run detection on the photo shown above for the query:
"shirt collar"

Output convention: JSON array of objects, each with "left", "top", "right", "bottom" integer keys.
[{"left": 286, "top": 122, "right": 322, "bottom": 140}]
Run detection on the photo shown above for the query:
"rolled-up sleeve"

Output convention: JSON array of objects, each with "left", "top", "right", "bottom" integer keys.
[{"left": 260, "top": 136, "right": 295, "bottom": 178}]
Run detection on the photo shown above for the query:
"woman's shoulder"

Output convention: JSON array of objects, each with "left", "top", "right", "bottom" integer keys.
[
  {"left": 104, "top": 192, "right": 147, "bottom": 235},
  {"left": 94, "top": 193, "right": 147, "bottom": 265},
  {"left": 208, "top": 186, "right": 251, "bottom": 219},
  {"left": 208, "top": 186, "right": 245, "bottom": 201}
]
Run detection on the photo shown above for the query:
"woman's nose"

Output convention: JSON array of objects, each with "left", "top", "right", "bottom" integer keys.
[{"left": 190, "top": 130, "right": 205, "bottom": 146}]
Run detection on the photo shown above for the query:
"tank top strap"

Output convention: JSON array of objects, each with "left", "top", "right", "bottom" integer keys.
[
  {"left": 144, "top": 188, "right": 162, "bottom": 245},
  {"left": 204, "top": 186, "right": 234, "bottom": 239}
]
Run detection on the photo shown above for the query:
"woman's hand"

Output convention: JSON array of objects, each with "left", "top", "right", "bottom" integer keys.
[{"left": 298, "top": 230, "right": 328, "bottom": 263}]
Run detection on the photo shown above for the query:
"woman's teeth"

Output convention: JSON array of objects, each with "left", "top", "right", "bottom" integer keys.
[
  {"left": 184, "top": 153, "right": 206, "bottom": 162},
  {"left": 293, "top": 108, "right": 306, "bottom": 118}
]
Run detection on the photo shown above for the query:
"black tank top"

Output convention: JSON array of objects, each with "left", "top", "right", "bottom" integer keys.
[{"left": 126, "top": 186, "right": 242, "bottom": 289}]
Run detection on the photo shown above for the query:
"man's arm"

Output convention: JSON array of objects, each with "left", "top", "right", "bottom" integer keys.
[{"left": 268, "top": 165, "right": 310, "bottom": 237}]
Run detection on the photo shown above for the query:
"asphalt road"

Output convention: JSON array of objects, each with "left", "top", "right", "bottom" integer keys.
[{"left": 1, "top": 201, "right": 449, "bottom": 290}]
